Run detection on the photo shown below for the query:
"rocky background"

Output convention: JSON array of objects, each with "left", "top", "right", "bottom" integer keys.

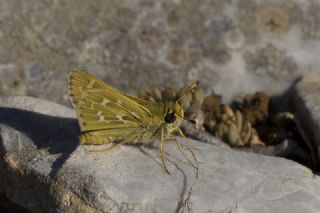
[
  {"left": 2, "top": 1, "right": 320, "bottom": 212},
  {"left": 1, "top": 0, "right": 320, "bottom": 105}
]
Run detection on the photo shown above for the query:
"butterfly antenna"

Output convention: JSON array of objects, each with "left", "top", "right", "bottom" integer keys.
[{"left": 176, "top": 81, "right": 199, "bottom": 103}]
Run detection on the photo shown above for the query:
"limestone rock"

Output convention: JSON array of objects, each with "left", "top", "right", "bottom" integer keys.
[
  {"left": 1, "top": 96, "right": 320, "bottom": 212},
  {"left": 1, "top": 1, "right": 320, "bottom": 104}
]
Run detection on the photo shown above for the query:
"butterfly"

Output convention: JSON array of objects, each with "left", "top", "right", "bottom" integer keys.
[{"left": 68, "top": 69, "right": 198, "bottom": 174}]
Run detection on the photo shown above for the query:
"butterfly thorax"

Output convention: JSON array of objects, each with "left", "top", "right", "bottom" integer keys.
[
  {"left": 163, "top": 101, "right": 184, "bottom": 135},
  {"left": 134, "top": 101, "right": 184, "bottom": 143}
]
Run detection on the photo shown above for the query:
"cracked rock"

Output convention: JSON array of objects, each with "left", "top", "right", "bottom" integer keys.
[{"left": 1, "top": 96, "right": 320, "bottom": 213}]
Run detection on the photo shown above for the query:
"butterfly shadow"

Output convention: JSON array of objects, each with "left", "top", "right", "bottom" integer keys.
[
  {"left": 136, "top": 145, "right": 192, "bottom": 213},
  {"left": 0, "top": 107, "right": 80, "bottom": 178}
]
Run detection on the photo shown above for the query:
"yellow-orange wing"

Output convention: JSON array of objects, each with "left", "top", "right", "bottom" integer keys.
[{"left": 68, "top": 69, "right": 154, "bottom": 144}]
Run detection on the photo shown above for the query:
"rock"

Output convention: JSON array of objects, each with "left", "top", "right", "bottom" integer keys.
[
  {"left": 1, "top": 1, "right": 320, "bottom": 104},
  {"left": 1, "top": 96, "right": 320, "bottom": 213},
  {"left": 293, "top": 73, "right": 320, "bottom": 170}
]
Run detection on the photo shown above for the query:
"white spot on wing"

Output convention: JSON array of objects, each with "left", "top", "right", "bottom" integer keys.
[
  {"left": 116, "top": 114, "right": 123, "bottom": 120},
  {"left": 87, "top": 79, "right": 95, "bottom": 88},
  {"left": 131, "top": 112, "right": 140, "bottom": 119},
  {"left": 98, "top": 115, "right": 105, "bottom": 122},
  {"left": 101, "top": 98, "right": 111, "bottom": 106},
  {"left": 116, "top": 114, "right": 128, "bottom": 123}
]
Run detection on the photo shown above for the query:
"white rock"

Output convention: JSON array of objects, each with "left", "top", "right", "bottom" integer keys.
[{"left": 0, "top": 96, "right": 320, "bottom": 213}]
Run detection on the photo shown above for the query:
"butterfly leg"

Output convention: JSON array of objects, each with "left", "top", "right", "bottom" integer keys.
[
  {"left": 159, "top": 128, "right": 173, "bottom": 175},
  {"left": 169, "top": 137, "right": 198, "bottom": 169},
  {"left": 178, "top": 128, "right": 200, "bottom": 151}
]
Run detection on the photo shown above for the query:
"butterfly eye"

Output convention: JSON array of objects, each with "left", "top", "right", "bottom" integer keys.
[{"left": 164, "top": 111, "right": 176, "bottom": 123}]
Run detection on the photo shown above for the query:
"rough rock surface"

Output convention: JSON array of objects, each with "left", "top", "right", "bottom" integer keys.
[
  {"left": 1, "top": 0, "right": 320, "bottom": 104},
  {"left": 293, "top": 73, "right": 320, "bottom": 171},
  {"left": 1, "top": 96, "right": 320, "bottom": 213}
]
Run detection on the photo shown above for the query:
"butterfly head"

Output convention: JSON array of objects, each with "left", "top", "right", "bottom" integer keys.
[
  {"left": 164, "top": 81, "right": 199, "bottom": 133},
  {"left": 164, "top": 102, "right": 184, "bottom": 133}
]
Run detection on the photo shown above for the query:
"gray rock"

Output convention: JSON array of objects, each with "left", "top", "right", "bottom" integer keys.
[
  {"left": 293, "top": 73, "right": 320, "bottom": 170},
  {"left": 1, "top": 96, "right": 320, "bottom": 213},
  {"left": 1, "top": 1, "right": 320, "bottom": 104}
]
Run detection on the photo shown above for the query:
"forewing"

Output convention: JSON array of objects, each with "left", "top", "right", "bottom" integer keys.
[
  {"left": 76, "top": 89, "right": 149, "bottom": 130},
  {"left": 69, "top": 69, "right": 108, "bottom": 107},
  {"left": 69, "top": 69, "right": 153, "bottom": 116},
  {"left": 124, "top": 94, "right": 166, "bottom": 119},
  {"left": 69, "top": 69, "right": 159, "bottom": 145}
]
